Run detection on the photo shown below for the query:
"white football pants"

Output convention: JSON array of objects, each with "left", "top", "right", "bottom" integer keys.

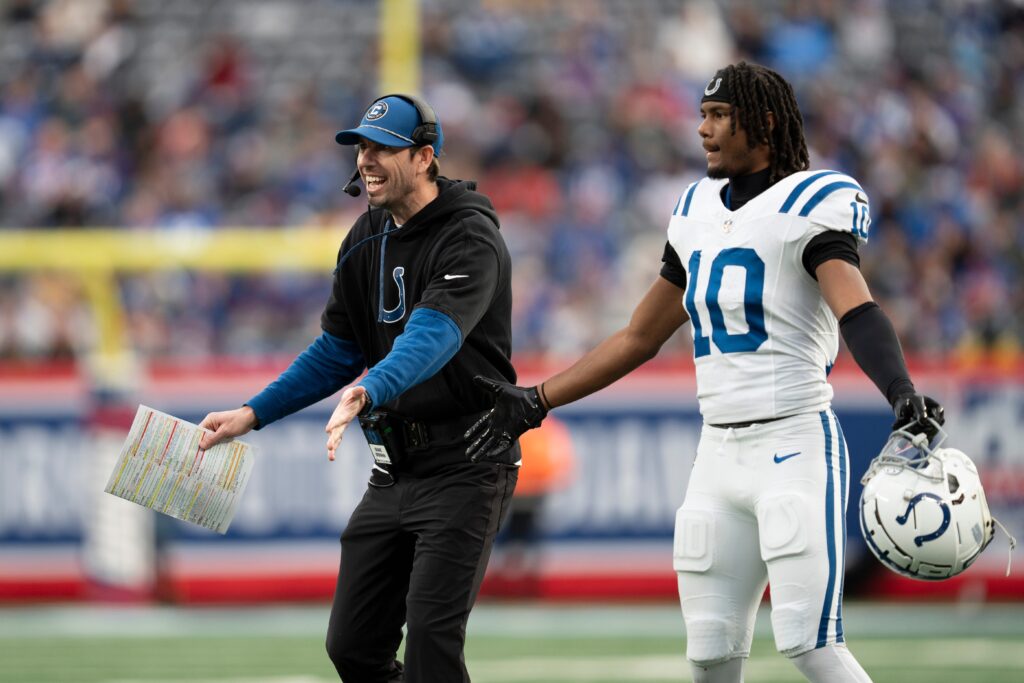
[{"left": 674, "top": 410, "right": 870, "bottom": 681}]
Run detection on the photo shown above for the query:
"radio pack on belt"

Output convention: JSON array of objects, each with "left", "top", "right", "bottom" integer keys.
[
  {"left": 358, "top": 411, "right": 405, "bottom": 487},
  {"left": 358, "top": 411, "right": 405, "bottom": 469}
]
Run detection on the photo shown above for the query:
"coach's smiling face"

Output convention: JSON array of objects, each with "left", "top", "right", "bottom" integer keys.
[
  {"left": 698, "top": 102, "right": 772, "bottom": 180},
  {"left": 356, "top": 139, "right": 436, "bottom": 224}
]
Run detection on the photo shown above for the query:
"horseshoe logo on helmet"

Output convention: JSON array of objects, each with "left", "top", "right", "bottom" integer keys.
[{"left": 895, "top": 493, "right": 951, "bottom": 547}]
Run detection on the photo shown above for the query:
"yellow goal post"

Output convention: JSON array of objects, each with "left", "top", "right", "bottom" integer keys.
[{"left": 0, "top": 228, "right": 345, "bottom": 379}]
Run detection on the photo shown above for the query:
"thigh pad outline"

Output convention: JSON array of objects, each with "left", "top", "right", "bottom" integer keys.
[
  {"left": 674, "top": 508, "right": 714, "bottom": 573},
  {"left": 757, "top": 494, "right": 808, "bottom": 562}
]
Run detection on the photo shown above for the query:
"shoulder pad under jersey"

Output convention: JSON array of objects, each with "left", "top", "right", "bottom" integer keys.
[
  {"left": 776, "top": 170, "right": 871, "bottom": 243},
  {"left": 671, "top": 178, "right": 728, "bottom": 220}
]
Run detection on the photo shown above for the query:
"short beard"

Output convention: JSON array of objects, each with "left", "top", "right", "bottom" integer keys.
[
  {"left": 707, "top": 166, "right": 728, "bottom": 179},
  {"left": 707, "top": 150, "right": 761, "bottom": 180}
]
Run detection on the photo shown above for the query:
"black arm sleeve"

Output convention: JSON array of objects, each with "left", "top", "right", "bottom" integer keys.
[
  {"left": 839, "top": 301, "right": 915, "bottom": 406},
  {"left": 803, "top": 231, "right": 859, "bottom": 279},
  {"left": 660, "top": 242, "right": 687, "bottom": 289}
]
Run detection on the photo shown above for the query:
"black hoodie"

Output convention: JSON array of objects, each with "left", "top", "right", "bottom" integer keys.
[{"left": 321, "top": 177, "right": 515, "bottom": 421}]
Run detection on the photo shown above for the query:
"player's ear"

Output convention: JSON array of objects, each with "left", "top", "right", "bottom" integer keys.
[{"left": 766, "top": 111, "right": 776, "bottom": 132}]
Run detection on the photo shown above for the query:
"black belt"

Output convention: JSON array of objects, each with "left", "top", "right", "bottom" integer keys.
[
  {"left": 363, "top": 410, "right": 512, "bottom": 478},
  {"left": 708, "top": 415, "right": 787, "bottom": 429},
  {"left": 394, "top": 410, "right": 489, "bottom": 451}
]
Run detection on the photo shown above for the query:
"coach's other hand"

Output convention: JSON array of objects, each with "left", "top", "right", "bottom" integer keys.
[
  {"left": 891, "top": 392, "right": 945, "bottom": 441},
  {"left": 326, "top": 385, "right": 369, "bottom": 462},
  {"left": 465, "top": 376, "right": 548, "bottom": 462},
  {"left": 199, "top": 406, "right": 258, "bottom": 450}
]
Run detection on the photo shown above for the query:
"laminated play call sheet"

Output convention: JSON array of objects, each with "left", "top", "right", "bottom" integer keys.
[{"left": 105, "top": 405, "right": 254, "bottom": 534}]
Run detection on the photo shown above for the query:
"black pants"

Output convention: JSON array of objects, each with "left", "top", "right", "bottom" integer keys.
[{"left": 326, "top": 461, "right": 518, "bottom": 682}]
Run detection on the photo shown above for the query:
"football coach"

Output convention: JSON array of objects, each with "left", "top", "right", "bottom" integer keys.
[{"left": 199, "top": 93, "right": 520, "bottom": 682}]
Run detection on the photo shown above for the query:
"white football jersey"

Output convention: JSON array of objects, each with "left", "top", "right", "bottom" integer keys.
[{"left": 667, "top": 170, "right": 871, "bottom": 424}]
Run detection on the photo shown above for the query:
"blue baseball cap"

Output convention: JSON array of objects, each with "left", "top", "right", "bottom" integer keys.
[{"left": 335, "top": 95, "right": 444, "bottom": 154}]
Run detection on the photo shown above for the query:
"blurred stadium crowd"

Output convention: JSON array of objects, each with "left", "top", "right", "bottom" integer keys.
[{"left": 0, "top": 0, "right": 1021, "bottom": 362}]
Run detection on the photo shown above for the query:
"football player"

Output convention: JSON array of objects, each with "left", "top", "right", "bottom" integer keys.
[{"left": 466, "top": 62, "right": 944, "bottom": 683}]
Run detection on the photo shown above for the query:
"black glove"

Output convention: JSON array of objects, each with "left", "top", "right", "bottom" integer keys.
[
  {"left": 891, "top": 392, "right": 945, "bottom": 441},
  {"left": 464, "top": 376, "right": 548, "bottom": 462}
]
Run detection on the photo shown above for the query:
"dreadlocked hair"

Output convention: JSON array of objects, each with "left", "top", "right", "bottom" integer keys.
[{"left": 724, "top": 62, "right": 809, "bottom": 183}]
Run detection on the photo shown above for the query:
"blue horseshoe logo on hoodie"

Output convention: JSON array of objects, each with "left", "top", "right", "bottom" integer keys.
[{"left": 380, "top": 266, "right": 406, "bottom": 323}]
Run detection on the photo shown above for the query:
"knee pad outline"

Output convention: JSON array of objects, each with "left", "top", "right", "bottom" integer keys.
[
  {"left": 684, "top": 617, "right": 746, "bottom": 666},
  {"left": 770, "top": 603, "right": 814, "bottom": 656}
]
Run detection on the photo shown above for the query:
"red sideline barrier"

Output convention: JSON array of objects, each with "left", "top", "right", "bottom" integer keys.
[
  {"left": 155, "top": 574, "right": 337, "bottom": 604},
  {"left": 0, "top": 578, "right": 85, "bottom": 603},
  {"left": 481, "top": 572, "right": 679, "bottom": 602},
  {"left": 0, "top": 568, "right": 682, "bottom": 604},
  {"left": 866, "top": 573, "right": 1024, "bottom": 601},
  {"left": 3, "top": 566, "right": 1022, "bottom": 604},
  {"left": 123, "top": 571, "right": 682, "bottom": 604},
  {"left": 11, "top": 573, "right": 1020, "bottom": 604},
  {"left": 5, "top": 352, "right": 1019, "bottom": 392}
]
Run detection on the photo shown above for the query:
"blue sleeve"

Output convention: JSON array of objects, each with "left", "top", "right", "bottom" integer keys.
[
  {"left": 246, "top": 331, "right": 365, "bottom": 429},
  {"left": 358, "top": 307, "right": 462, "bottom": 407}
]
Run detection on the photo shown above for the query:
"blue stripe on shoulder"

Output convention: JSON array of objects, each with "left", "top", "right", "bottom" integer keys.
[
  {"left": 672, "top": 195, "right": 683, "bottom": 216},
  {"left": 779, "top": 170, "right": 842, "bottom": 213},
  {"left": 797, "top": 181, "right": 861, "bottom": 218},
  {"left": 681, "top": 181, "right": 700, "bottom": 217}
]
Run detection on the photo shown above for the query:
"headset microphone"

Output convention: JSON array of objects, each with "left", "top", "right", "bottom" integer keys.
[{"left": 342, "top": 168, "right": 361, "bottom": 197}]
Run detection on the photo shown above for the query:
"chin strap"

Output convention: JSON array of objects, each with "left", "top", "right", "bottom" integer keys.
[{"left": 992, "top": 516, "right": 1018, "bottom": 577}]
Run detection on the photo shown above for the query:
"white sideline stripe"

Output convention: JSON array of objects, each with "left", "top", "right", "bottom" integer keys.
[
  {"left": 471, "top": 655, "right": 694, "bottom": 680},
  {"left": 99, "top": 656, "right": 805, "bottom": 683},
  {"left": 100, "top": 656, "right": 780, "bottom": 683},
  {"left": 107, "top": 679, "right": 328, "bottom": 683},
  {"left": 468, "top": 645, "right": 1024, "bottom": 681},
  {"left": 857, "top": 638, "right": 1024, "bottom": 667},
  {"left": 101, "top": 644, "right": 1024, "bottom": 683},
  {"left": 7, "top": 603, "right": 1024, "bottom": 639}
]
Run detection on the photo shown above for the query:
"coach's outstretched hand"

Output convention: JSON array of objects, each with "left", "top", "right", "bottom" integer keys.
[
  {"left": 465, "top": 376, "right": 548, "bottom": 462},
  {"left": 326, "top": 385, "right": 370, "bottom": 462},
  {"left": 891, "top": 392, "right": 945, "bottom": 441}
]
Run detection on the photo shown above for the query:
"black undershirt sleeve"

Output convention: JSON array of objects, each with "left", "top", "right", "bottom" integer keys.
[
  {"left": 660, "top": 242, "right": 687, "bottom": 289},
  {"left": 839, "top": 301, "right": 915, "bottom": 406},
  {"left": 803, "top": 231, "right": 859, "bottom": 279}
]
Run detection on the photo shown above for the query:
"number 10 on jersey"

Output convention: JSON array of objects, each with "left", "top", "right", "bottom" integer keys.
[{"left": 684, "top": 248, "right": 768, "bottom": 358}]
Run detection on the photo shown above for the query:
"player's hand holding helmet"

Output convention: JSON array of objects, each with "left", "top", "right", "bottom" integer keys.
[
  {"left": 859, "top": 422, "right": 1014, "bottom": 580},
  {"left": 890, "top": 392, "right": 944, "bottom": 441},
  {"left": 464, "top": 377, "right": 548, "bottom": 462}
]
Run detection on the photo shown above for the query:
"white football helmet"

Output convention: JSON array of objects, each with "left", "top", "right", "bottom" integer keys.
[{"left": 859, "top": 426, "right": 996, "bottom": 580}]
